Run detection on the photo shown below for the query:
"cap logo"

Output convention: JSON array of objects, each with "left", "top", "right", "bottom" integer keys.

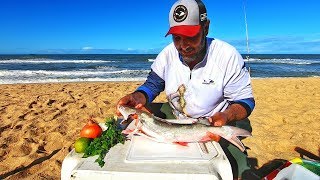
[{"left": 173, "top": 5, "right": 188, "bottom": 22}]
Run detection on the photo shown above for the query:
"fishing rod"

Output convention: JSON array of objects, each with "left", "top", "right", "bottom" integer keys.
[{"left": 243, "top": 0, "right": 251, "bottom": 74}]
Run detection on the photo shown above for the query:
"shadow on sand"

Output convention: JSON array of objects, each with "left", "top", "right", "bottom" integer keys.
[{"left": 0, "top": 148, "right": 61, "bottom": 179}]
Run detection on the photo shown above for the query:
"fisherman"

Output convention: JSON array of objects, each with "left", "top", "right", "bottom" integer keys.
[{"left": 116, "top": 0, "right": 255, "bottom": 179}]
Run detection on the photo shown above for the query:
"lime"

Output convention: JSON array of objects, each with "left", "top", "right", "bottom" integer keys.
[{"left": 74, "top": 137, "right": 91, "bottom": 153}]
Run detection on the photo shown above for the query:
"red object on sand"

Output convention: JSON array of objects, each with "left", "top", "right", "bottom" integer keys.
[{"left": 263, "top": 161, "right": 292, "bottom": 180}]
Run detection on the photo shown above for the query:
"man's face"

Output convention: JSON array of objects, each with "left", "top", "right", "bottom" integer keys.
[{"left": 172, "top": 25, "right": 207, "bottom": 64}]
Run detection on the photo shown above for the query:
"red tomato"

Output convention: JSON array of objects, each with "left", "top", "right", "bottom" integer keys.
[{"left": 80, "top": 119, "right": 102, "bottom": 138}]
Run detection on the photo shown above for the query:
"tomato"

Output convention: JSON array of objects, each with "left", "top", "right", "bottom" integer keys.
[{"left": 80, "top": 119, "right": 102, "bottom": 138}]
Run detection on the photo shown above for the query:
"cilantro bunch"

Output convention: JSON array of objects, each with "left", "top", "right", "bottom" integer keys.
[{"left": 83, "top": 117, "right": 126, "bottom": 167}]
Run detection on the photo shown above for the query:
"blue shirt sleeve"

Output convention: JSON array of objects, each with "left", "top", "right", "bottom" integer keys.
[
  {"left": 230, "top": 98, "right": 255, "bottom": 116},
  {"left": 136, "top": 70, "right": 165, "bottom": 103}
]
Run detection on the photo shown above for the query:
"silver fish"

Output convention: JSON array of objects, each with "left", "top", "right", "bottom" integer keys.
[{"left": 118, "top": 105, "right": 252, "bottom": 152}]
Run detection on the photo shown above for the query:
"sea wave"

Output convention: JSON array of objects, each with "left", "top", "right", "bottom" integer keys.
[
  {"left": 0, "top": 69, "right": 150, "bottom": 76},
  {"left": 244, "top": 58, "right": 318, "bottom": 65},
  {"left": 0, "top": 69, "right": 150, "bottom": 84},
  {"left": 0, "top": 58, "right": 113, "bottom": 64},
  {"left": 0, "top": 77, "right": 147, "bottom": 84},
  {"left": 95, "top": 66, "right": 117, "bottom": 70}
]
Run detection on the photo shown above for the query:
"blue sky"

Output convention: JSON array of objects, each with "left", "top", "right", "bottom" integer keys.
[{"left": 0, "top": 0, "right": 319, "bottom": 54}]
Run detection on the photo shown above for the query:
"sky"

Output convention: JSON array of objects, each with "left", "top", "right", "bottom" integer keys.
[{"left": 0, "top": 0, "right": 319, "bottom": 54}]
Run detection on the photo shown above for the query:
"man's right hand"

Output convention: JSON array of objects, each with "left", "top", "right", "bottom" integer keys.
[{"left": 116, "top": 91, "right": 147, "bottom": 116}]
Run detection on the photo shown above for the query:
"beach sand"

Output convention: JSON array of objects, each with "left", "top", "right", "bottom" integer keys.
[{"left": 0, "top": 77, "right": 319, "bottom": 179}]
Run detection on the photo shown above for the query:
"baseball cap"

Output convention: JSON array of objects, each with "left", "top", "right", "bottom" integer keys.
[{"left": 166, "top": 0, "right": 207, "bottom": 37}]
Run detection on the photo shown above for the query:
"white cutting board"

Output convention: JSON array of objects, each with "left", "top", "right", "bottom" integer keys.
[{"left": 126, "top": 135, "right": 218, "bottom": 162}]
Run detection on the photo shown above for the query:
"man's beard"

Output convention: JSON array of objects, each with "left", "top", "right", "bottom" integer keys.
[{"left": 182, "top": 35, "right": 206, "bottom": 64}]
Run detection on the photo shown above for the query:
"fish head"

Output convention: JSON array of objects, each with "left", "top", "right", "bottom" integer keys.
[
  {"left": 117, "top": 105, "right": 137, "bottom": 120},
  {"left": 117, "top": 105, "right": 143, "bottom": 127},
  {"left": 117, "top": 105, "right": 155, "bottom": 127}
]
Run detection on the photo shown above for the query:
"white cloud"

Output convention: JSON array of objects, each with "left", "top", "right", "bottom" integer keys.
[
  {"left": 82, "top": 47, "right": 94, "bottom": 50},
  {"left": 227, "top": 34, "right": 320, "bottom": 54}
]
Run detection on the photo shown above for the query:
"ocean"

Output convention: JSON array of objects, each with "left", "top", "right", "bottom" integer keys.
[{"left": 0, "top": 54, "right": 320, "bottom": 84}]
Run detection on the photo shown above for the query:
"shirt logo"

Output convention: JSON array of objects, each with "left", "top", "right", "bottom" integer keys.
[
  {"left": 173, "top": 5, "right": 188, "bottom": 22},
  {"left": 202, "top": 79, "right": 215, "bottom": 84}
]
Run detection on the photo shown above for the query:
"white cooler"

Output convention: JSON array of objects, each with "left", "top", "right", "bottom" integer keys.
[{"left": 61, "top": 123, "right": 233, "bottom": 180}]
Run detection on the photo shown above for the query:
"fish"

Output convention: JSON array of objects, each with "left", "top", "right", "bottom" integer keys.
[{"left": 118, "top": 105, "right": 252, "bottom": 152}]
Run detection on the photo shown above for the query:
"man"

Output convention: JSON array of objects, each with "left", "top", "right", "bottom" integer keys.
[{"left": 117, "top": 0, "right": 255, "bottom": 178}]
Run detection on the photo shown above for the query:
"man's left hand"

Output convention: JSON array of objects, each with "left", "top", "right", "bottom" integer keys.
[
  {"left": 208, "top": 112, "right": 228, "bottom": 126},
  {"left": 206, "top": 112, "right": 229, "bottom": 142}
]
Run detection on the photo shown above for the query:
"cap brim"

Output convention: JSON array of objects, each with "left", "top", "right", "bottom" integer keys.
[{"left": 165, "top": 25, "right": 201, "bottom": 37}]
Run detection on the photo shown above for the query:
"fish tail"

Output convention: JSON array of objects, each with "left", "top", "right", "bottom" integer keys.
[
  {"left": 227, "top": 136, "right": 246, "bottom": 152},
  {"left": 218, "top": 126, "right": 252, "bottom": 152},
  {"left": 226, "top": 126, "right": 252, "bottom": 137}
]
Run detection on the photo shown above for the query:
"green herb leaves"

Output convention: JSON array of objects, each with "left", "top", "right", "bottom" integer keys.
[{"left": 83, "top": 117, "right": 126, "bottom": 167}]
